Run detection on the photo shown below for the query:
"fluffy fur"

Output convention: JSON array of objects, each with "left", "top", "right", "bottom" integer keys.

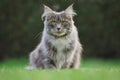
[{"left": 26, "top": 4, "right": 83, "bottom": 70}]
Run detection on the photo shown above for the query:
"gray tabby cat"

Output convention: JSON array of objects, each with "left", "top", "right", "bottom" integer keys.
[{"left": 26, "top": 4, "right": 83, "bottom": 70}]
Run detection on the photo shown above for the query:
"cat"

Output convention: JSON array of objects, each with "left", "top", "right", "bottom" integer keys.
[{"left": 26, "top": 4, "right": 83, "bottom": 70}]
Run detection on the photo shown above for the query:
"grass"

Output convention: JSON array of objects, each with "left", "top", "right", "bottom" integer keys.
[{"left": 0, "top": 58, "right": 120, "bottom": 80}]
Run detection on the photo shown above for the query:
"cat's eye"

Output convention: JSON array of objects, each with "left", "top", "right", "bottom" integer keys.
[
  {"left": 50, "top": 21, "right": 56, "bottom": 25},
  {"left": 61, "top": 21, "right": 69, "bottom": 27},
  {"left": 61, "top": 21, "right": 66, "bottom": 25}
]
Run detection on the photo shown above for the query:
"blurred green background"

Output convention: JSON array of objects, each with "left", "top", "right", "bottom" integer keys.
[{"left": 0, "top": 0, "right": 120, "bottom": 60}]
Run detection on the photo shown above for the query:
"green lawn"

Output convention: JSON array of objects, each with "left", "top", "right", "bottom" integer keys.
[{"left": 0, "top": 58, "right": 120, "bottom": 80}]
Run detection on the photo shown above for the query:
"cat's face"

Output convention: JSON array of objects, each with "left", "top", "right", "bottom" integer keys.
[
  {"left": 42, "top": 4, "right": 76, "bottom": 37},
  {"left": 46, "top": 13, "right": 72, "bottom": 37}
]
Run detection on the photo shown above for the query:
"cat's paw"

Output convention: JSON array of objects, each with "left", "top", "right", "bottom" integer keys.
[{"left": 25, "top": 65, "right": 37, "bottom": 70}]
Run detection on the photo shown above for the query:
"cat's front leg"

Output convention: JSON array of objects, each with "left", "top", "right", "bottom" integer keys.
[
  {"left": 70, "top": 46, "right": 82, "bottom": 69},
  {"left": 62, "top": 62, "right": 71, "bottom": 69},
  {"left": 42, "top": 59, "right": 56, "bottom": 69},
  {"left": 46, "top": 64, "right": 56, "bottom": 69}
]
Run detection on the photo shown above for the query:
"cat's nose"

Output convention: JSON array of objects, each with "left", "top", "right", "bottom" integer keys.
[{"left": 57, "top": 28, "right": 61, "bottom": 31}]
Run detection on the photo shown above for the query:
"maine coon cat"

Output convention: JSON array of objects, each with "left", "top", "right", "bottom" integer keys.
[{"left": 27, "top": 4, "right": 83, "bottom": 69}]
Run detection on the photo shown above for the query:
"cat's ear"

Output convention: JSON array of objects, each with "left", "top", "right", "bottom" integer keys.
[
  {"left": 64, "top": 4, "right": 76, "bottom": 16},
  {"left": 42, "top": 5, "right": 53, "bottom": 20}
]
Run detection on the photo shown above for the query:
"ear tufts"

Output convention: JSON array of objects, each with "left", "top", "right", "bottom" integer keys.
[
  {"left": 41, "top": 4, "right": 53, "bottom": 20},
  {"left": 64, "top": 4, "right": 76, "bottom": 16}
]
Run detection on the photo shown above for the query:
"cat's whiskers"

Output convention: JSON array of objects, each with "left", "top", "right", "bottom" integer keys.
[{"left": 34, "top": 32, "right": 42, "bottom": 39}]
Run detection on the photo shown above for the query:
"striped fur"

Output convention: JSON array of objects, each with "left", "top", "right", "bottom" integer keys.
[{"left": 26, "top": 4, "right": 82, "bottom": 70}]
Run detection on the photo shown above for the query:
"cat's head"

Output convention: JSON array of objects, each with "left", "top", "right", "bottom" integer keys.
[{"left": 42, "top": 4, "right": 76, "bottom": 38}]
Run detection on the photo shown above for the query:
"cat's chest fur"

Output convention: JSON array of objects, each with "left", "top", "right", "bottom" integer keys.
[
  {"left": 47, "top": 37, "right": 75, "bottom": 69},
  {"left": 51, "top": 38, "right": 70, "bottom": 51}
]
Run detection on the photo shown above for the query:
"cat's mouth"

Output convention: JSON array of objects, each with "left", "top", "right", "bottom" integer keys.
[
  {"left": 48, "top": 29, "right": 71, "bottom": 38},
  {"left": 54, "top": 31, "right": 66, "bottom": 36},
  {"left": 56, "top": 31, "right": 63, "bottom": 34},
  {"left": 50, "top": 31, "right": 68, "bottom": 38}
]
